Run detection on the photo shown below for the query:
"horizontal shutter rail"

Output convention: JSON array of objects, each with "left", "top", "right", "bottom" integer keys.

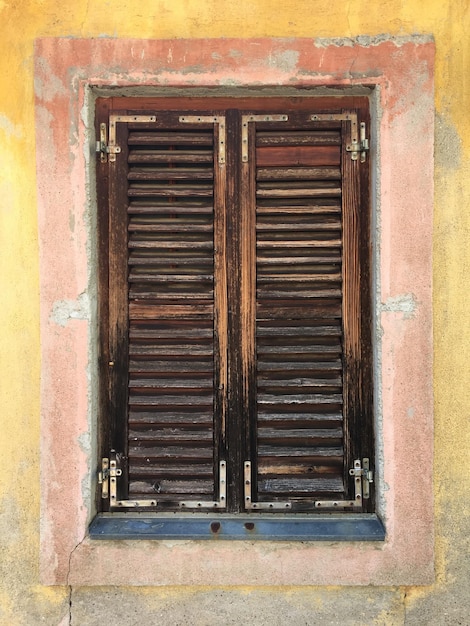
[
  {"left": 128, "top": 131, "right": 214, "bottom": 145},
  {"left": 256, "top": 254, "right": 341, "bottom": 264},
  {"left": 129, "top": 428, "right": 214, "bottom": 442},
  {"left": 128, "top": 168, "right": 214, "bottom": 181},
  {"left": 129, "top": 304, "right": 214, "bottom": 318},
  {"left": 256, "top": 188, "right": 341, "bottom": 198},
  {"left": 129, "top": 272, "right": 213, "bottom": 283},
  {"left": 128, "top": 464, "right": 213, "bottom": 477},
  {"left": 129, "top": 447, "right": 214, "bottom": 460},
  {"left": 257, "top": 166, "right": 340, "bottom": 180},
  {"left": 128, "top": 186, "right": 213, "bottom": 198},
  {"left": 256, "top": 130, "right": 341, "bottom": 145},
  {"left": 129, "top": 202, "right": 214, "bottom": 214},
  {"left": 256, "top": 145, "right": 340, "bottom": 167},
  {"left": 128, "top": 150, "right": 214, "bottom": 164},
  {"left": 257, "top": 478, "right": 344, "bottom": 496},
  {"left": 257, "top": 447, "right": 343, "bottom": 459},
  {"left": 258, "top": 392, "right": 343, "bottom": 403},
  {"left": 257, "top": 412, "right": 343, "bottom": 424},
  {"left": 129, "top": 223, "right": 213, "bottom": 234},
  {"left": 256, "top": 240, "right": 341, "bottom": 249},
  {"left": 257, "top": 273, "right": 341, "bottom": 282},
  {"left": 256, "top": 303, "right": 342, "bottom": 318},
  {"left": 128, "top": 240, "right": 213, "bottom": 250},
  {"left": 129, "top": 411, "right": 213, "bottom": 425},
  {"left": 130, "top": 480, "right": 214, "bottom": 495},
  {"left": 256, "top": 322, "right": 341, "bottom": 335}
]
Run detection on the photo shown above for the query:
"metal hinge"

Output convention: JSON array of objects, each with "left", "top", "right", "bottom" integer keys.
[
  {"left": 99, "top": 453, "right": 226, "bottom": 510},
  {"left": 241, "top": 114, "right": 289, "bottom": 163},
  {"left": 244, "top": 458, "right": 373, "bottom": 511},
  {"left": 315, "top": 458, "right": 373, "bottom": 509},
  {"left": 179, "top": 115, "right": 226, "bottom": 165},
  {"left": 96, "top": 115, "right": 157, "bottom": 163},
  {"left": 346, "top": 121, "right": 369, "bottom": 162},
  {"left": 179, "top": 461, "right": 227, "bottom": 509},
  {"left": 99, "top": 451, "right": 158, "bottom": 508},
  {"left": 244, "top": 461, "right": 292, "bottom": 510},
  {"left": 310, "top": 113, "right": 369, "bottom": 162}
]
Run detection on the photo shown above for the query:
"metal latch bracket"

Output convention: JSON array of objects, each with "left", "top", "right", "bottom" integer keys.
[
  {"left": 96, "top": 115, "right": 157, "bottom": 163},
  {"left": 310, "top": 113, "right": 369, "bottom": 162}
]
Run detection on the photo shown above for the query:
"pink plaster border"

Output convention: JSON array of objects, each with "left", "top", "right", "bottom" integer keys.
[{"left": 35, "top": 37, "right": 434, "bottom": 585}]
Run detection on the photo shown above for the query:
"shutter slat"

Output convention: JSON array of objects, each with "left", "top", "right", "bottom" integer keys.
[
  {"left": 257, "top": 167, "right": 340, "bottom": 180},
  {"left": 128, "top": 149, "right": 214, "bottom": 163},
  {"left": 256, "top": 145, "right": 340, "bottom": 167},
  {"left": 256, "top": 130, "right": 341, "bottom": 146},
  {"left": 128, "top": 131, "right": 214, "bottom": 145}
]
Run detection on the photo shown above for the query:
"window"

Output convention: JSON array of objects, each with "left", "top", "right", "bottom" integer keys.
[
  {"left": 36, "top": 36, "right": 434, "bottom": 585},
  {"left": 91, "top": 96, "right": 380, "bottom": 538}
]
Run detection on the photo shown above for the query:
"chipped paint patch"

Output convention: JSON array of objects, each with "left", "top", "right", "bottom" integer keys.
[
  {"left": 0, "top": 114, "right": 22, "bottom": 139},
  {"left": 50, "top": 292, "right": 90, "bottom": 327},
  {"left": 381, "top": 293, "right": 417, "bottom": 319}
]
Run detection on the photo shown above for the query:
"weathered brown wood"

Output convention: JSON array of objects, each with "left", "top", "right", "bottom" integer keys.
[
  {"left": 130, "top": 303, "right": 214, "bottom": 318},
  {"left": 256, "top": 130, "right": 341, "bottom": 146},
  {"left": 128, "top": 131, "right": 213, "bottom": 145},
  {"left": 129, "top": 201, "right": 214, "bottom": 214},
  {"left": 256, "top": 145, "right": 340, "bottom": 167},
  {"left": 108, "top": 119, "right": 131, "bottom": 493},
  {"left": 257, "top": 166, "right": 340, "bottom": 180},
  {"left": 128, "top": 150, "right": 213, "bottom": 163},
  {"left": 99, "top": 97, "right": 372, "bottom": 513}
]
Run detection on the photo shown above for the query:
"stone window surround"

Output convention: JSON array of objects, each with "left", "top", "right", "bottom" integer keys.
[{"left": 35, "top": 36, "right": 434, "bottom": 586}]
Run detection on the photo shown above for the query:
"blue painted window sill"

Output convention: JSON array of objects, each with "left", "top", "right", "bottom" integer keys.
[{"left": 89, "top": 513, "right": 385, "bottom": 541}]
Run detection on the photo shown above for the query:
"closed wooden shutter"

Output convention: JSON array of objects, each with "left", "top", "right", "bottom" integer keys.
[
  {"left": 98, "top": 98, "right": 372, "bottom": 515},
  {"left": 241, "top": 115, "right": 356, "bottom": 511},
  {"left": 104, "top": 112, "right": 227, "bottom": 509}
]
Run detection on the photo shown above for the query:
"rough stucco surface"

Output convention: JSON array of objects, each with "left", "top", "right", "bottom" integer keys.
[{"left": 1, "top": 1, "right": 469, "bottom": 625}]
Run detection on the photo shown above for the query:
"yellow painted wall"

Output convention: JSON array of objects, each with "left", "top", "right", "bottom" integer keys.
[{"left": 1, "top": 1, "right": 469, "bottom": 623}]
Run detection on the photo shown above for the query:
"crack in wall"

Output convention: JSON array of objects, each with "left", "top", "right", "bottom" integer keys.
[{"left": 65, "top": 536, "right": 87, "bottom": 625}]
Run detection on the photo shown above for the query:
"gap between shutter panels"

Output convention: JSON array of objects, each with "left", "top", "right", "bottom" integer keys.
[{"left": 126, "top": 118, "right": 219, "bottom": 504}]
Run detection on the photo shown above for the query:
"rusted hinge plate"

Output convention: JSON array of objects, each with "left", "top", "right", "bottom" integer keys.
[{"left": 179, "top": 115, "right": 226, "bottom": 165}]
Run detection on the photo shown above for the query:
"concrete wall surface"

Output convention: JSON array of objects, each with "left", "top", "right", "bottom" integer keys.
[{"left": 0, "top": 1, "right": 469, "bottom": 624}]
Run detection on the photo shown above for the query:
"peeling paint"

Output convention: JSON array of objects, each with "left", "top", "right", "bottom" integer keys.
[
  {"left": 381, "top": 293, "right": 418, "bottom": 319},
  {"left": 50, "top": 293, "right": 90, "bottom": 327}
]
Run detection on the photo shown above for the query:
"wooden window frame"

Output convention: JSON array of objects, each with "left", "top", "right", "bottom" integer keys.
[{"left": 91, "top": 96, "right": 382, "bottom": 538}]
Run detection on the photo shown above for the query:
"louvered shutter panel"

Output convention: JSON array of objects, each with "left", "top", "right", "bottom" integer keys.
[
  {"left": 108, "top": 113, "right": 226, "bottom": 510},
  {"left": 244, "top": 116, "right": 358, "bottom": 510}
]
